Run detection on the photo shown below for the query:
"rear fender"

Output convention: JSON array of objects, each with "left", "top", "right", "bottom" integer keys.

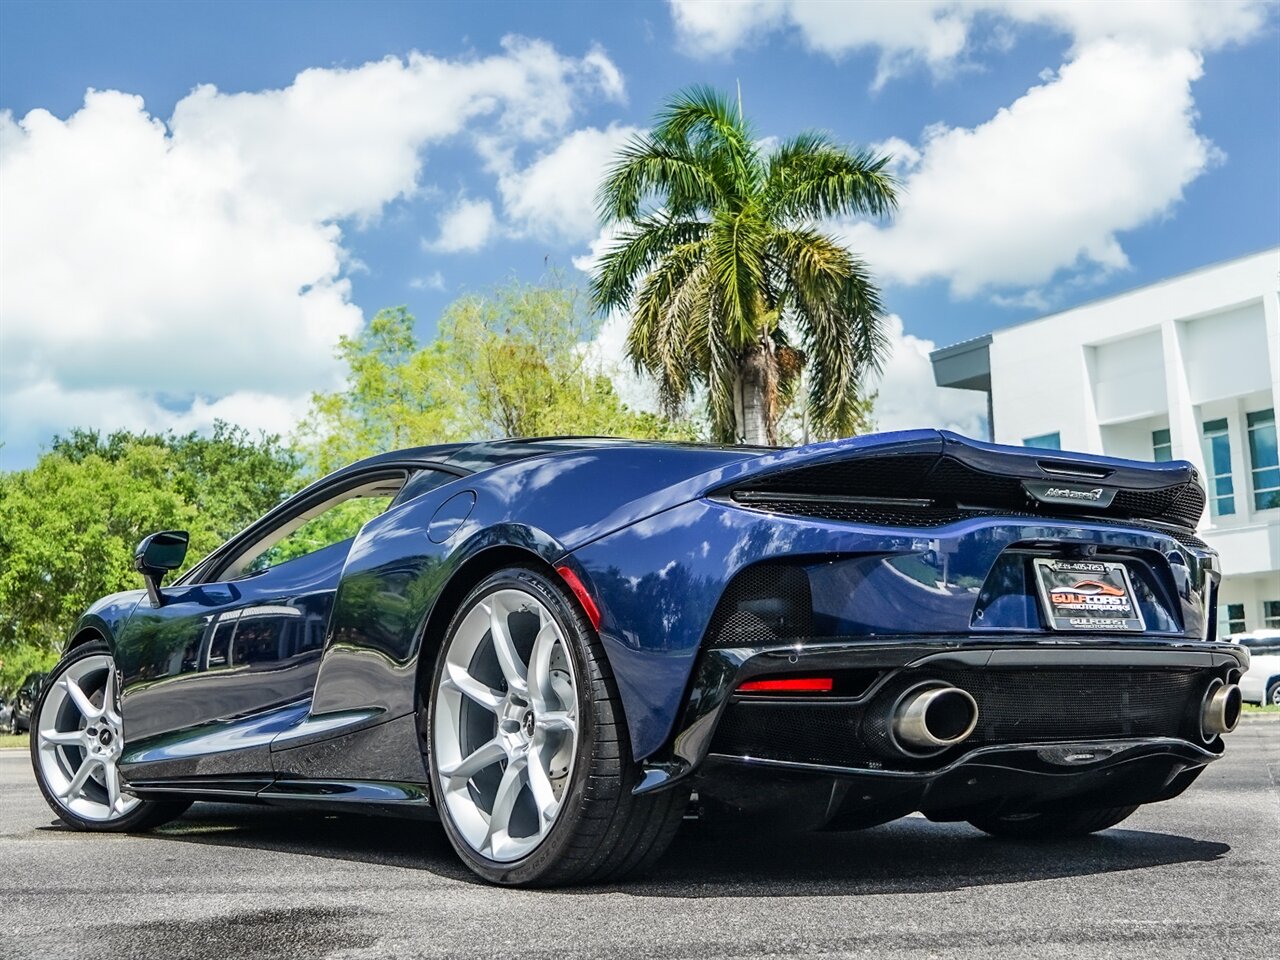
[{"left": 309, "top": 480, "right": 567, "bottom": 719}]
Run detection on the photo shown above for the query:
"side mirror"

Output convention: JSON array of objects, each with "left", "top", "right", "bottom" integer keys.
[{"left": 134, "top": 530, "right": 189, "bottom": 607}]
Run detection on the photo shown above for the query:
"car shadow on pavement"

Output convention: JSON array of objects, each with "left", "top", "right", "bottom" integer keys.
[
  {"left": 628, "top": 817, "right": 1230, "bottom": 897},
  {"left": 87, "top": 801, "right": 1232, "bottom": 896}
]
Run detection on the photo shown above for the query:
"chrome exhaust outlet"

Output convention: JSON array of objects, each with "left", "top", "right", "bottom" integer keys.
[
  {"left": 893, "top": 685, "right": 979, "bottom": 752},
  {"left": 1200, "top": 679, "right": 1242, "bottom": 740}
]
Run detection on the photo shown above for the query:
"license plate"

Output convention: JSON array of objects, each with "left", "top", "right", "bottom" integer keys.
[{"left": 1033, "top": 558, "right": 1146, "bottom": 632}]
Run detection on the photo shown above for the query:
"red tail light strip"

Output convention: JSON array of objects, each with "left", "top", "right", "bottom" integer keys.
[{"left": 737, "top": 677, "right": 834, "bottom": 694}]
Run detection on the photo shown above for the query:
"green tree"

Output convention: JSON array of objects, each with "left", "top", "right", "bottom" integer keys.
[
  {"left": 296, "top": 306, "right": 454, "bottom": 476},
  {"left": 592, "top": 86, "right": 897, "bottom": 444},
  {"left": 0, "top": 426, "right": 300, "bottom": 675},
  {"left": 298, "top": 278, "right": 693, "bottom": 473},
  {"left": 441, "top": 279, "right": 691, "bottom": 441},
  {"left": 53, "top": 422, "right": 303, "bottom": 540}
]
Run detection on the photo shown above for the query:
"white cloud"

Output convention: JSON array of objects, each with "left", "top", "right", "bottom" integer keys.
[
  {"left": 669, "top": 1, "right": 1269, "bottom": 87},
  {"left": 409, "top": 271, "right": 447, "bottom": 292},
  {"left": 668, "top": 0, "right": 787, "bottom": 59},
  {"left": 582, "top": 309, "right": 663, "bottom": 414},
  {"left": 839, "top": 40, "right": 1217, "bottom": 296},
  {"left": 582, "top": 44, "right": 627, "bottom": 102},
  {"left": 0, "top": 381, "right": 314, "bottom": 457},
  {"left": 997, "top": 0, "right": 1271, "bottom": 54},
  {"left": 497, "top": 124, "right": 640, "bottom": 244},
  {"left": 572, "top": 222, "right": 627, "bottom": 276},
  {"left": 0, "top": 38, "right": 622, "bottom": 467},
  {"left": 425, "top": 196, "right": 498, "bottom": 253},
  {"left": 670, "top": 2, "right": 1266, "bottom": 301},
  {"left": 869, "top": 315, "right": 988, "bottom": 438},
  {"left": 871, "top": 136, "right": 921, "bottom": 176}
]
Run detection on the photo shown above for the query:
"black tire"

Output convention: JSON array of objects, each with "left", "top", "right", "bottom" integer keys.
[
  {"left": 425, "top": 566, "right": 689, "bottom": 887},
  {"left": 968, "top": 804, "right": 1139, "bottom": 840},
  {"left": 1267, "top": 679, "right": 1280, "bottom": 707},
  {"left": 30, "top": 641, "right": 191, "bottom": 833}
]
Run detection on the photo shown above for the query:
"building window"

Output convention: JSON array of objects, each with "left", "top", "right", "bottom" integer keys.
[
  {"left": 1024, "top": 431, "right": 1061, "bottom": 450},
  {"left": 1225, "top": 603, "right": 1246, "bottom": 635},
  {"left": 1152, "top": 428, "right": 1172, "bottom": 462},
  {"left": 1201, "top": 418, "right": 1235, "bottom": 516},
  {"left": 1264, "top": 601, "right": 1280, "bottom": 629},
  {"left": 1246, "top": 408, "right": 1279, "bottom": 511}
]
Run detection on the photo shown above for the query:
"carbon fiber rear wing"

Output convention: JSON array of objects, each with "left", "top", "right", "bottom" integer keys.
[{"left": 713, "top": 430, "right": 1205, "bottom": 531}]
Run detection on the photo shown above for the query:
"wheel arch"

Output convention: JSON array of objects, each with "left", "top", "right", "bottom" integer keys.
[
  {"left": 410, "top": 543, "right": 628, "bottom": 756},
  {"left": 64, "top": 619, "right": 111, "bottom": 656},
  {"left": 412, "top": 544, "right": 562, "bottom": 711}
]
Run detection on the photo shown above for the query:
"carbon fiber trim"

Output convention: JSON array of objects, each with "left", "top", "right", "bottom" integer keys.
[{"left": 730, "top": 453, "right": 1205, "bottom": 533}]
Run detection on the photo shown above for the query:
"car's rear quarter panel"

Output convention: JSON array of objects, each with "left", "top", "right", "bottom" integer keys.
[{"left": 306, "top": 445, "right": 755, "bottom": 722}]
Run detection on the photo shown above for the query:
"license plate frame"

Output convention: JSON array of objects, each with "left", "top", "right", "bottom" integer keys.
[{"left": 1032, "top": 558, "right": 1146, "bottom": 632}]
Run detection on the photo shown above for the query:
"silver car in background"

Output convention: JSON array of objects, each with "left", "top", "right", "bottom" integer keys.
[{"left": 1233, "top": 629, "right": 1280, "bottom": 706}]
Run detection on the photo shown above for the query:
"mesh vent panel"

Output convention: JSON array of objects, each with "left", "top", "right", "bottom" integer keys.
[
  {"left": 703, "top": 563, "right": 813, "bottom": 648},
  {"left": 756, "top": 454, "right": 938, "bottom": 496}
]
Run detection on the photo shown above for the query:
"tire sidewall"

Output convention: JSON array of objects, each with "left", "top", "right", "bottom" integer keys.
[
  {"left": 425, "top": 566, "right": 602, "bottom": 885},
  {"left": 1267, "top": 679, "right": 1280, "bottom": 707}
]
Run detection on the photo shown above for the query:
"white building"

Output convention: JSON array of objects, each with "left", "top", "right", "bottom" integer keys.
[{"left": 931, "top": 247, "right": 1280, "bottom": 635}]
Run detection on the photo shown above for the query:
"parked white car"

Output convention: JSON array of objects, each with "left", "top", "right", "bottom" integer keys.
[{"left": 1232, "top": 629, "right": 1280, "bottom": 706}]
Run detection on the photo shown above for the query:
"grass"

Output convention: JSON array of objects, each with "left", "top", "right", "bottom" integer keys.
[{"left": 1241, "top": 702, "right": 1280, "bottom": 714}]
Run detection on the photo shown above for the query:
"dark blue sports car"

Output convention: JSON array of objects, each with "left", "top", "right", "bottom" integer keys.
[{"left": 30, "top": 431, "right": 1246, "bottom": 885}]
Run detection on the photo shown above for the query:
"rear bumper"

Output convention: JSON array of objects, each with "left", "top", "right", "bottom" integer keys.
[{"left": 637, "top": 637, "right": 1247, "bottom": 796}]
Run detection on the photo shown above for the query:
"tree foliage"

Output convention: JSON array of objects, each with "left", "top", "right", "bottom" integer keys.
[
  {"left": 592, "top": 86, "right": 896, "bottom": 444},
  {"left": 0, "top": 424, "right": 300, "bottom": 684},
  {"left": 298, "top": 278, "right": 694, "bottom": 473}
]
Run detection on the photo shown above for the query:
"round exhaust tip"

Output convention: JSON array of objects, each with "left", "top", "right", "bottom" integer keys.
[
  {"left": 893, "top": 685, "right": 979, "bottom": 753},
  {"left": 1201, "top": 679, "right": 1242, "bottom": 740}
]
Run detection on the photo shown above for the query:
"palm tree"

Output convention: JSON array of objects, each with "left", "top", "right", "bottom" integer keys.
[{"left": 591, "top": 87, "right": 898, "bottom": 445}]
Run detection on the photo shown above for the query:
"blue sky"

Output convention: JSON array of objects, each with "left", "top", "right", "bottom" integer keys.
[{"left": 1, "top": 0, "right": 1277, "bottom": 468}]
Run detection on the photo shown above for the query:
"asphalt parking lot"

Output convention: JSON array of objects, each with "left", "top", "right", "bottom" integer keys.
[{"left": 2, "top": 721, "right": 1276, "bottom": 960}]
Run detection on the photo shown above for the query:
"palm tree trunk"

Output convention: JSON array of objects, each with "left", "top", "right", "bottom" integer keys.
[{"left": 737, "top": 345, "right": 772, "bottom": 445}]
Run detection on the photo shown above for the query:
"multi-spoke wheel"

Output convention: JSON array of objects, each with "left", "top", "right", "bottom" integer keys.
[
  {"left": 30, "top": 642, "right": 189, "bottom": 832},
  {"left": 426, "top": 567, "right": 689, "bottom": 887}
]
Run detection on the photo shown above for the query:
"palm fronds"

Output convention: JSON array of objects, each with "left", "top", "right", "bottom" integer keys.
[{"left": 591, "top": 87, "right": 897, "bottom": 444}]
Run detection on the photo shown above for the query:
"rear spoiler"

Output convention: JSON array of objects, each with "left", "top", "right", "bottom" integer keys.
[{"left": 712, "top": 430, "right": 1205, "bottom": 530}]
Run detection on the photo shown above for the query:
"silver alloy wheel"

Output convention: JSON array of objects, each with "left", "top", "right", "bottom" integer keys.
[
  {"left": 434, "top": 587, "right": 580, "bottom": 863},
  {"left": 36, "top": 654, "right": 140, "bottom": 822},
  {"left": 1272, "top": 684, "right": 1280, "bottom": 706}
]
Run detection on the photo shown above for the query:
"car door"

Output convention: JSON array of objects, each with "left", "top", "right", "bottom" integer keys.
[{"left": 114, "top": 470, "right": 410, "bottom": 758}]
